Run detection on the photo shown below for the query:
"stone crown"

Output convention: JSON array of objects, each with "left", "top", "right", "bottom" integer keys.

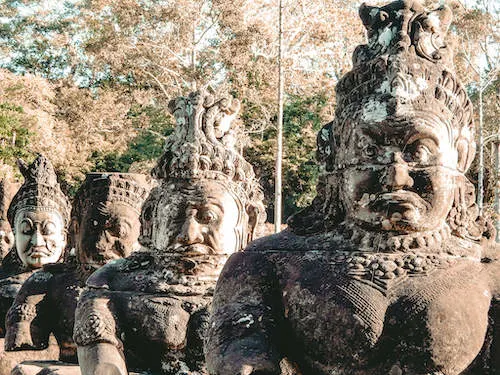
[
  {"left": 72, "top": 173, "right": 152, "bottom": 218},
  {"left": 7, "top": 154, "right": 71, "bottom": 226},
  {"left": 153, "top": 89, "right": 262, "bottom": 205}
]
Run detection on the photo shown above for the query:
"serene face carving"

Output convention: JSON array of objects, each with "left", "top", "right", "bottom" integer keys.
[
  {"left": 76, "top": 202, "right": 141, "bottom": 265},
  {"left": 150, "top": 180, "right": 241, "bottom": 255},
  {"left": 340, "top": 117, "right": 457, "bottom": 232},
  {"left": 0, "top": 219, "right": 14, "bottom": 260},
  {"left": 14, "top": 210, "right": 66, "bottom": 268}
]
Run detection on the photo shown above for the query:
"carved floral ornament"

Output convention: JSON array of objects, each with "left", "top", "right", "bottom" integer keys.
[{"left": 290, "top": 0, "right": 491, "bottom": 246}]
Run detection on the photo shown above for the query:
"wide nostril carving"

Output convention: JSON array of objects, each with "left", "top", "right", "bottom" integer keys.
[
  {"left": 383, "top": 154, "right": 414, "bottom": 190},
  {"left": 176, "top": 217, "right": 204, "bottom": 245}
]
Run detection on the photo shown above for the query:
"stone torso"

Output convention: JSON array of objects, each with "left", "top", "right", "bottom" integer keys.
[
  {"left": 209, "top": 231, "right": 497, "bottom": 375},
  {"left": 0, "top": 249, "right": 33, "bottom": 337},
  {"left": 4, "top": 262, "right": 83, "bottom": 362},
  {"left": 75, "top": 251, "right": 220, "bottom": 374},
  {"left": 271, "top": 252, "right": 490, "bottom": 374}
]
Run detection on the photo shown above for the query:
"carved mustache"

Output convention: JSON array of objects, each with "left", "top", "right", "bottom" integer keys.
[
  {"left": 369, "top": 191, "right": 431, "bottom": 212},
  {"left": 172, "top": 243, "right": 215, "bottom": 256}
]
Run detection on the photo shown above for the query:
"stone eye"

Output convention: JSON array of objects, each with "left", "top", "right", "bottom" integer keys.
[
  {"left": 404, "top": 140, "right": 434, "bottom": 165},
  {"left": 20, "top": 220, "right": 33, "bottom": 235},
  {"left": 42, "top": 222, "right": 56, "bottom": 236},
  {"left": 363, "top": 145, "right": 378, "bottom": 158},
  {"left": 414, "top": 144, "right": 431, "bottom": 163},
  {"left": 197, "top": 209, "right": 218, "bottom": 225}
]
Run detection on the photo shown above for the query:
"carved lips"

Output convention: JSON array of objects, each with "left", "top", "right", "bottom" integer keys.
[
  {"left": 370, "top": 190, "right": 431, "bottom": 221},
  {"left": 173, "top": 243, "right": 215, "bottom": 256}
]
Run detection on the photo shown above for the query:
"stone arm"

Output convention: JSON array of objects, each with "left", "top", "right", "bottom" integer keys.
[
  {"left": 205, "top": 252, "right": 286, "bottom": 375},
  {"left": 4, "top": 271, "right": 53, "bottom": 350},
  {"left": 74, "top": 288, "right": 127, "bottom": 375}
]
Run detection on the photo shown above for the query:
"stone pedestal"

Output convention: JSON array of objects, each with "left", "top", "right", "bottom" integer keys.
[{"left": 0, "top": 337, "right": 58, "bottom": 375}]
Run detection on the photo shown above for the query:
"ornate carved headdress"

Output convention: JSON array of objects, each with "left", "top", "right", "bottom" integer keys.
[
  {"left": 7, "top": 155, "right": 71, "bottom": 228},
  {"left": 72, "top": 173, "right": 152, "bottom": 219},
  {"left": 153, "top": 89, "right": 264, "bottom": 213},
  {"left": 290, "top": 0, "right": 490, "bottom": 242},
  {"left": 325, "top": 0, "right": 475, "bottom": 173}
]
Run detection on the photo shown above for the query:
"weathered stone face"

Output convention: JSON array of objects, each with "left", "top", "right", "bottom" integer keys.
[
  {"left": 149, "top": 180, "right": 241, "bottom": 255},
  {"left": 71, "top": 172, "right": 151, "bottom": 268},
  {"left": 340, "top": 116, "right": 457, "bottom": 233},
  {"left": 14, "top": 209, "right": 65, "bottom": 268},
  {"left": 76, "top": 201, "right": 141, "bottom": 265}
]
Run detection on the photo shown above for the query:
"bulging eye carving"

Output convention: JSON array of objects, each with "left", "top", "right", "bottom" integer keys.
[
  {"left": 197, "top": 209, "right": 218, "bottom": 225},
  {"left": 364, "top": 145, "right": 378, "bottom": 158},
  {"left": 20, "top": 219, "right": 33, "bottom": 235},
  {"left": 357, "top": 135, "right": 378, "bottom": 159},
  {"left": 404, "top": 139, "right": 436, "bottom": 165},
  {"left": 42, "top": 222, "right": 57, "bottom": 236},
  {"left": 414, "top": 144, "right": 431, "bottom": 163}
]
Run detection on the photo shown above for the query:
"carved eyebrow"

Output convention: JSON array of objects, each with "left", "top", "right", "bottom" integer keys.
[
  {"left": 205, "top": 197, "right": 225, "bottom": 213},
  {"left": 405, "top": 128, "right": 440, "bottom": 146}
]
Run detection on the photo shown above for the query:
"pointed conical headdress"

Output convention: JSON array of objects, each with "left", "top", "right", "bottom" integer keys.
[{"left": 7, "top": 155, "right": 71, "bottom": 227}]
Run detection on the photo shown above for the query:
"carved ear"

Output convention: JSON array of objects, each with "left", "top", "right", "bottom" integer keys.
[{"left": 456, "top": 138, "right": 475, "bottom": 173}]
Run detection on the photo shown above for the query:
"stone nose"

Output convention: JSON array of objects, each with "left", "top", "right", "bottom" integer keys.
[
  {"left": 383, "top": 152, "right": 414, "bottom": 190},
  {"left": 30, "top": 230, "right": 46, "bottom": 247},
  {"left": 176, "top": 216, "right": 204, "bottom": 245}
]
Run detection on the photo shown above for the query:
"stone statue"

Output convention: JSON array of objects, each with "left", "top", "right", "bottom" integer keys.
[
  {"left": 0, "top": 155, "right": 70, "bottom": 374},
  {"left": 0, "top": 179, "right": 18, "bottom": 263},
  {"left": 5, "top": 172, "right": 151, "bottom": 375},
  {"left": 205, "top": 1, "right": 500, "bottom": 374},
  {"left": 0, "top": 155, "right": 71, "bottom": 336},
  {"left": 74, "top": 89, "right": 265, "bottom": 375}
]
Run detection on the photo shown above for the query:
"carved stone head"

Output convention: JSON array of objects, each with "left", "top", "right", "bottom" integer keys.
[
  {"left": 0, "top": 179, "right": 17, "bottom": 261},
  {"left": 291, "top": 1, "right": 483, "bottom": 245},
  {"left": 7, "top": 155, "right": 71, "bottom": 268},
  {"left": 141, "top": 89, "right": 265, "bottom": 256},
  {"left": 72, "top": 173, "right": 151, "bottom": 266}
]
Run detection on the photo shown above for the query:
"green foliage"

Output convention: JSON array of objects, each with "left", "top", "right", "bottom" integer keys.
[
  {"left": 90, "top": 104, "right": 174, "bottom": 173},
  {"left": 246, "top": 92, "right": 329, "bottom": 221},
  {"left": 0, "top": 102, "right": 34, "bottom": 165}
]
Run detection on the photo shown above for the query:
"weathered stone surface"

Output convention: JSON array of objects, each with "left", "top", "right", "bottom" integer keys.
[
  {"left": 205, "top": 1, "right": 499, "bottom": 375},
  {"left": 74, "top": 89, "right": 265, "bottom": 374},
  {"left": 0, "top": 155, "right": 70, "bottom": 337},
  {"left": 5, "top": 173, "right": 151, "bottom": 374},
  {"left": 0, "top": 155, "right": 70, "bottom": 374},
  {"left": 0, "top": 337, "right": 58, "bottom": 375}
]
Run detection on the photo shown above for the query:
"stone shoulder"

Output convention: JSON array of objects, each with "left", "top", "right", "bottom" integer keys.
[{"left": 85, "top": 251, "right": 153, "bottom": 290}]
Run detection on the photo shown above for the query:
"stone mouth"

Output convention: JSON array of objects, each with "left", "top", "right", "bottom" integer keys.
[
  {"left": 173, "top": 244, "right": 216, "bottom": 256},
  {"left": 371, "top": 190, "right": 430, "bottom": 212},
  {"left": 26, "top": 246, "right": 53, "bottom": 257}
]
